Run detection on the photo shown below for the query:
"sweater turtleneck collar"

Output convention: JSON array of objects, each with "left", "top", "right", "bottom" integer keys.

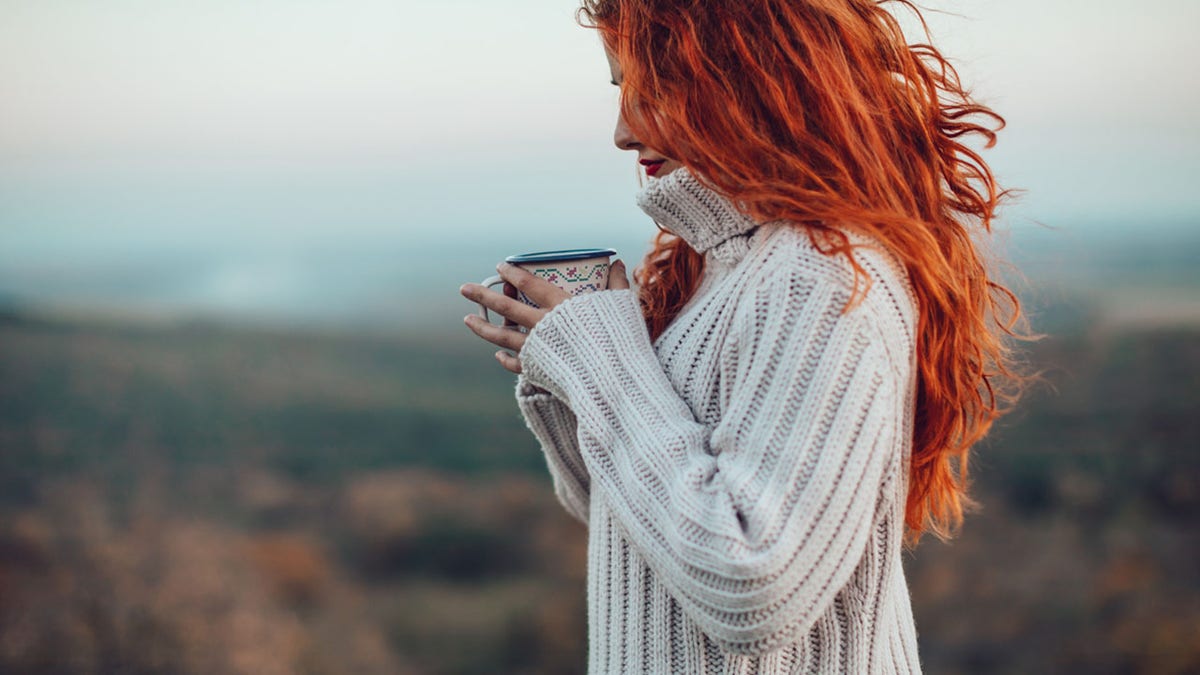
[{"left": 635, "top": 167, "right": 764, "bottom": 266}]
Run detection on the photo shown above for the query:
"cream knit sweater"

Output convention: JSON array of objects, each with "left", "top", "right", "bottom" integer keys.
[{"left": 515, "top": 168, "right": 923, "bottom": 674}]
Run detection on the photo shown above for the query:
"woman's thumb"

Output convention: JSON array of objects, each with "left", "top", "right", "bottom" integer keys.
[{"left": 609, "top": 260, "right": 631, "bottom": 290}]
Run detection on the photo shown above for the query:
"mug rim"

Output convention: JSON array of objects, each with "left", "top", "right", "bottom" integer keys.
[{"left": 504, "top": 248, "right": 617, "bottom": 264}]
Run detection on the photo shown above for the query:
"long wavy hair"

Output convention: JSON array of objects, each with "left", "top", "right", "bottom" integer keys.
[{"left": 581, "top": 0, "right": 1028, "bottom": 543}]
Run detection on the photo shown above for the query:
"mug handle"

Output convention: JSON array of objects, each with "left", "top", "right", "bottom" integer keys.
[{"left": 477, "top": 274, "right": 504, "bottom": 323}]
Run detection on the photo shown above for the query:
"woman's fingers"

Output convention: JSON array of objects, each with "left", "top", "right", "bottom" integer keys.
[
  {"left": 497, "top": 263, "right": 569, "bottom": 312},
  {"left": 495, "top": 350, "right": 522, "bottom": 374},
  {"left": 502, "top": 281, "right": 520, "bottom": 328},
  {"left": 609, "top": 260, "right": 631, "bottom": 290},
  {"left": 462, "top": 259, "right": 623, "bottom": 376},
  {"left": 460, "top": 282, "right": 542, "bottom": 328},
  {"left": 463, "top": 314, "right": 527, "bottom": 352}
]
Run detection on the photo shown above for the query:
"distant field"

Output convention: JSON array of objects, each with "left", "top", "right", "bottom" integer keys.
[
  {"left": 0, "top": 310, "right": 1196, "bottom": 674},
  {"left": 0, "top": 314, "right": 539, "bottom": 497}
]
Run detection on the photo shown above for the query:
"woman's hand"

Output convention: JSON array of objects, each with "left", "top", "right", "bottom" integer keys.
[{"left": 461, "top": 260, "right": 630, "bottom": 374}]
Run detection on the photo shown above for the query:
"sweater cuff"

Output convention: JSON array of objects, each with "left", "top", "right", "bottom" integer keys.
[
  {"left": 515, "top": 372, "right": 591, "bottom": 525},
  {"left": 519, "top": 289, "right": 661, "bottom": 409}
]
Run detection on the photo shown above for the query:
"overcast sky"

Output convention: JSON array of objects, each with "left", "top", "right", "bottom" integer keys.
[{"left": 0, "top": 0, "right": 1196, "bottom": 322}]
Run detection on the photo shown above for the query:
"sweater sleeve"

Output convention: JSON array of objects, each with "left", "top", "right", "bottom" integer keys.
[
  {"left": 517, "top": 272, "right": 908, "bottom": 655},
  {"left": 515, "top": 374, "right": 591, "bottom": 525}
]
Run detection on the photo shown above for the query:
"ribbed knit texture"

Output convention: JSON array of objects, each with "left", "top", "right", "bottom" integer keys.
[{"left": 515, "top": 168, "right": 923, "bottom": 673}]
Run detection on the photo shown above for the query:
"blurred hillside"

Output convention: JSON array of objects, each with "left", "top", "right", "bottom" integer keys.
[
  {"left": 1007, "top": 219, "right": 1200, "bottom": 334},
  {"left": 3, "top": 218, "right": 1198, "bottom": 335},
  {"left": 0, "top": 297, "right": 1197, "bottom": 674}
]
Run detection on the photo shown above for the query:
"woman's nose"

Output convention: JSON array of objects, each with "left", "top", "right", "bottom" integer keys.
[{"left": 614, "top": 110, "right": 641, "bottom": 151}]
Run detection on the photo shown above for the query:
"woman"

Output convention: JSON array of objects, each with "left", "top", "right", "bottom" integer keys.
[{"left": 460, "top": 0, "right": 1024, "bottom": 671}]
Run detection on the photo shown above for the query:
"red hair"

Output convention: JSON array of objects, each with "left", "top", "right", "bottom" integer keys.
[{"left": 581, "top": 0, "right": 1028, "bottom": 543}]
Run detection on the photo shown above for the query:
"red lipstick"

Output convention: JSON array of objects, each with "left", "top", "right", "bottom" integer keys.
[{"left": 640, "top": 159, "right": 665, "bottom": 177}]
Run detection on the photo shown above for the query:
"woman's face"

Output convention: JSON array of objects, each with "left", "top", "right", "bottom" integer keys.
[{"left": 606, "top": 49, "right": 683, "bottom": 179}]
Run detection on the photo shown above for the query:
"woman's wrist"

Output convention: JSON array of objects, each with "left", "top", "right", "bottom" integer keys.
[{"left": 518, "top": 288, "right": 653, "bottom": 407}]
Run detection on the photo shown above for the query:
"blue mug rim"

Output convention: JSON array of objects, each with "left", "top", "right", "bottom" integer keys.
[{"left": 504, "top": 248, "right": 617, "bottom": 264}]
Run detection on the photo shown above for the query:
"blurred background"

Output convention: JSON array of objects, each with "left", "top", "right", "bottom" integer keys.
[{"left": 0, "top": 0, "right": 1196, "bottom": 673}]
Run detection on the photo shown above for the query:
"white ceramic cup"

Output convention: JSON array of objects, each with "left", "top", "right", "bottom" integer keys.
[{"left": 477, "top": 248, "right": 617, "bottom": 324}]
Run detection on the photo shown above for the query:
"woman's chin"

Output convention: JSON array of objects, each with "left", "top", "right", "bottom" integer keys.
[{"left": 651, "top": 162, "right": 684, "bottom": 179}]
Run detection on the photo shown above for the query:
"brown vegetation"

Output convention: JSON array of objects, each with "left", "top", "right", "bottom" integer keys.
[{"left": 0, "top": 315, "right": 1195, "bottom": 673}]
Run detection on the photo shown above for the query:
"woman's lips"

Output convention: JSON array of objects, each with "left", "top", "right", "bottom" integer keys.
[{"left": 641, "top": 159, "right": 665, "bottom": 177}]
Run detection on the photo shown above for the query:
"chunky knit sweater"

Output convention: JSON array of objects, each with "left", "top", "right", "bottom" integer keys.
[{"left": 515, "top": 167, "right": 922, "bottom": 674}]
